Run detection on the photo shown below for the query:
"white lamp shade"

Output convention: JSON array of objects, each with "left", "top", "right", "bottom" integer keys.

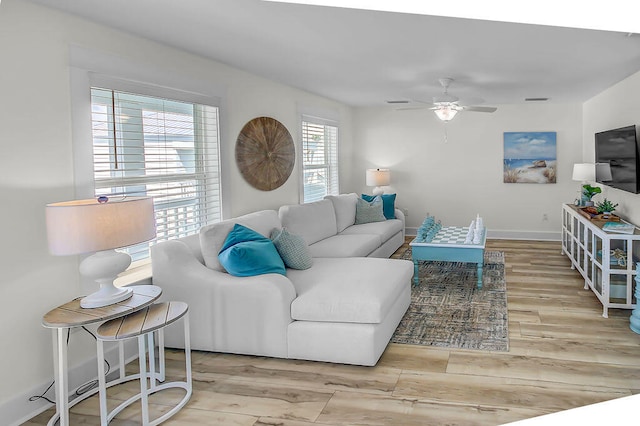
[
  {"left": 596, "top": 163, "right": 613, "bottom": 181},
  {"left": 46, "top": 197, "right": 156, "bottom": 255},
  {"left": 572, "top": 163, "right": 596, "bottom": 182},
  {"left": 366, "top": 168, "right": 391, "bottom": 187}
]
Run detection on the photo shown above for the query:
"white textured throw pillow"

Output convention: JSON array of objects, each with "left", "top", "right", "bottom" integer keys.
[
  {"left": 355, "top": 196, "right": 386, "bottom": 224},
  {"left": 271, "top": 228, "right": 313, "bottom": 270}
]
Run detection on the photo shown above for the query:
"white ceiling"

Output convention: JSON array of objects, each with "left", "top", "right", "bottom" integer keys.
[{"left": 28, "top": 0, "right": 640, "bottom": 107}]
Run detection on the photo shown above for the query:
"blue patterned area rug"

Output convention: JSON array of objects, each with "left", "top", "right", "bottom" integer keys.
[{"left": 391, "top": 250, "right": 509, "bottom": 351}]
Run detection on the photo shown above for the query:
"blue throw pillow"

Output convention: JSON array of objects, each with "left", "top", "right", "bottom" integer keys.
[
  {"left": 362, "top": 193, "right": 396, "bottom": 220},
  {"left": 218, "top": 224, "right": 286, "bottom": 277}
]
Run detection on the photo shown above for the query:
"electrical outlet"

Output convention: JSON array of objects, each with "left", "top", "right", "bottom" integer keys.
[
  {"left": 403, "top": 208, "right": 409, "bottom": 217},
  {"left": 542, "top": 213, "right": 549, "bottom": 221}
]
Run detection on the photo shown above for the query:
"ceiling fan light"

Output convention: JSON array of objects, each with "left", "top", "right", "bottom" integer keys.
[{"left": 434, "top": 105, "right": 459, "bottom": 121}]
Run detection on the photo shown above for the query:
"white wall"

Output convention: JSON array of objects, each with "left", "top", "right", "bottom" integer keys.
[
  {"left": 2, "top": 0, "right": 635, "bottom": 423},
  {"left": 350, "top": 103, "right": 583, "bottom": 238},
  {"left": 583, "top": 70, "right": 640, "bottom": 225},
  {"left": 0, "top": 1, "right": 351, "bottom": 422}
]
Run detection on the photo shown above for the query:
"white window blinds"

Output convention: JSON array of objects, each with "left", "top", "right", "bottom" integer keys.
[
  {"left": 90, "top": 88, "right": 221, "bottom": 260},
  {"left": 301, "top": 116, "right": 339, "bottom": 203}
]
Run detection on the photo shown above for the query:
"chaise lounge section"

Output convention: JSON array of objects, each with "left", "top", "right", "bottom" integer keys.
[{"left": 151, "top": 193, "right": 413, "bottom": 366}]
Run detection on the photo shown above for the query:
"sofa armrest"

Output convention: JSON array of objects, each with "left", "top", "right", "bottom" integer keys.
[
  {"left": 151, "top": 240, "right": 295, "bottom": 357},
  {"left": 394, "top": 208, "right": 406, "bottom": 238}
]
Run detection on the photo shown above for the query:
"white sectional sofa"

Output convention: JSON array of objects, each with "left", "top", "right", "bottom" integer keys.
[{"left": 151, "top": 193, "right": 413, "bottom": 366}]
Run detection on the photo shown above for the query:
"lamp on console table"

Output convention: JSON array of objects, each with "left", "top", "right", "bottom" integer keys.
[
  {"left": 366, "top": 168, "right": 390, "bottom": 196},
  {"left": 46, "top": 196, "right": 156, "bottom": 308},
  {"left": 572, "top": 163, "right": 595, "bottom": 206},
  {"left": 572, "top": 163, "right": 612, "bottom": 206}
]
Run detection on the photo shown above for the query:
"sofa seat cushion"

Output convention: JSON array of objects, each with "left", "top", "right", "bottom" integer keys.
[
  {"left": 279, "top": 199, "right": 338, "bottom": 245},
  {"left": 308, "top": 234, "right": 380, "bottom": 258},
  {"left": 287, "top": 257, "right": 413, "bottom": 324},
  {"left": 340, "top": 218, "right": 404, "bottom": 243}
]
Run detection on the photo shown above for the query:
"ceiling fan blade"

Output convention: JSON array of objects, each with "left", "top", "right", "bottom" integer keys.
[
  {"left": 395, "top": 106, "right": 430, "bottom": 111},
  {"left": 463, "top": 106, "right": 497, "bottom": 113}
]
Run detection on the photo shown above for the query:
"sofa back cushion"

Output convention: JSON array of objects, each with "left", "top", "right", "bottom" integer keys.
[
  {"left": 200, "top": 210, "right": 281, "bottom": 272},
  {"left": 325, "top": 193, "right": 357, "bottom": 233},
  {"left": 279, "top": 199, "right": 337, "bottom": 245}
]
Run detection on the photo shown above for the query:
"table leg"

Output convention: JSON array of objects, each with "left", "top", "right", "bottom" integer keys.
[
  {"left": 138, "top": 336, "right": 150, "bottom": 425},
  {"left": 413, "top": 260, "right": 419, "bottom": 286},
  {"left": 158, "top": 329, "right": 166, "bottom": 382},
  {"left": 50, "top": 328, "right": 69, "bottom": 426},
  {"left": 477, "top": 262, "right": 483, "bottom": 289},
  {"left": 118, "top": 340, "right": 125, "bottom": 381},
  {"left": 148, "top": 333, "right": 156, "bottom": 391},
  {"left": 97, "top": 340, "right": 108, "bottom": 426}
]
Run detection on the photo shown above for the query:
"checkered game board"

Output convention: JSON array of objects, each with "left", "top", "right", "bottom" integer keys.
[
  {"left": 429, "top": 226, "right": 473, "bottom": 244},
  {"left": 420, "top": 226, "right": 484, "bottom": 244}
]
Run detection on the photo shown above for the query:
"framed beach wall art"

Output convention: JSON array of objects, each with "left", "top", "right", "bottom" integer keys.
[{"left": 503, "top": 132, "right": 557, "bottom": 184}]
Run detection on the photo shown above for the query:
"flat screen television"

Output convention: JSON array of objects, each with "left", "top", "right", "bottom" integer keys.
[{"left": 595, "top": 125, "right": 640, "bottom": 194}]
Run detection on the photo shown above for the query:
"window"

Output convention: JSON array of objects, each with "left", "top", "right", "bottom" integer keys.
[
  {"left": 90, "top": 88, "right": 221, "bottom": 260},
  {"left": 301, "top": 116, "right": 339, "bottom": 203}
]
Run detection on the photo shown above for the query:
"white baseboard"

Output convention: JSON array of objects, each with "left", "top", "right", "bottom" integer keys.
[
  {"left": 2, "top": 341, "right": 137, "bottom": 426},
  {"left": 405, "top": 227, "right": 561, "bottom": 241},
  {"left": 486, "top": 229, "right": 561, "bottom": 241}
]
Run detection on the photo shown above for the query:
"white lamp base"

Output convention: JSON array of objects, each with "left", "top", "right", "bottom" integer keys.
[
  {"left": 79, "top": 250, "right": 133, "bottom": 309},
  {"left": 80, "top": 285, "right": 132, "bottom": 309},
  {"left": 372, "top": 186, "right": 385, "bottom": 196}
]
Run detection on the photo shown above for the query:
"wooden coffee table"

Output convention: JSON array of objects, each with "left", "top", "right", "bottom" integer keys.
[{"left": 410, "top": 226, "right": 487, "bottom": 288}]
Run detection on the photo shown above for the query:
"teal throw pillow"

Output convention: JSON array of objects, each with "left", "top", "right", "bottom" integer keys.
[
  {"left": 218, "top": 224, "right": 286, "bottom": 277},
  {"left": 355, "top": 196, "right": 386, "bottom": 224},
  {"left": 362, "top": 193, "right": 396, "bottom": 220},
  {"left": 271, "top": 228, "right": 313, "bottom": 270}
]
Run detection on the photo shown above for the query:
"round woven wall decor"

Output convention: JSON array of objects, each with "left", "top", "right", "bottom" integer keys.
[{"left": 235, "top": 116, "right": 295, "bottom": 191}]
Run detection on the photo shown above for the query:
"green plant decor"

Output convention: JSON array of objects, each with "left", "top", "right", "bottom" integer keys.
[
  {"left": 596, "top": 198, "right": 619, "bottom": 214},
  {"left": 582, "top": 184, "right": 602, "bottom": 200}
]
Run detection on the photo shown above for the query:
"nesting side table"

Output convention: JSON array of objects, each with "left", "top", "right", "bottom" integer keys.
[
  {"left": 41, "top": 285, "right": 162, "bottom": 426},
  {"left": 96, "top": 301, "right": 192, "bottom": 425}
]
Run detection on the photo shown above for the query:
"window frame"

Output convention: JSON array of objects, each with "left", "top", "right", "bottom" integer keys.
[
  {"left": 88, "top": 87, "right": 221, "bottom": 261},
  {"left": 300, "top": 114, "right": 340, "bottom": 203},
  {"left": 70, "top": 65, "right": 224, "bottom": 266}
]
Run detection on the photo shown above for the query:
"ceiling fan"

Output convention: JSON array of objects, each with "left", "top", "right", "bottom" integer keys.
[{"left": 395, "top": 78, "right": 497, "bottom": 122}]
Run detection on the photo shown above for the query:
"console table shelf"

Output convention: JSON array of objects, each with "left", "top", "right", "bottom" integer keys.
[{"left": 561, "top": 204, "right": 638, "bottom": 317}]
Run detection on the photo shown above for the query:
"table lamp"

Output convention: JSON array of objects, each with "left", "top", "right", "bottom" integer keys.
[
  {"left": 572, "top": 163, "right": 596, "bottom": 206},
  {"left": 46, "top": 196, "right": 156, "bottom": 308},
  {"left": 366, "top": 168, "right": 390, "bottom": 196}
]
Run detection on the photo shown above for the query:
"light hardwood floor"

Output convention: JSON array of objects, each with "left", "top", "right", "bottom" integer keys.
[{"left": 25, "top": 239, "right": 640, "bottom": 425}]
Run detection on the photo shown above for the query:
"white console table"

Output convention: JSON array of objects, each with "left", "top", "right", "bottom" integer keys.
[{"left": 561, "top": 204, "right": 638, "bottom": 317}]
